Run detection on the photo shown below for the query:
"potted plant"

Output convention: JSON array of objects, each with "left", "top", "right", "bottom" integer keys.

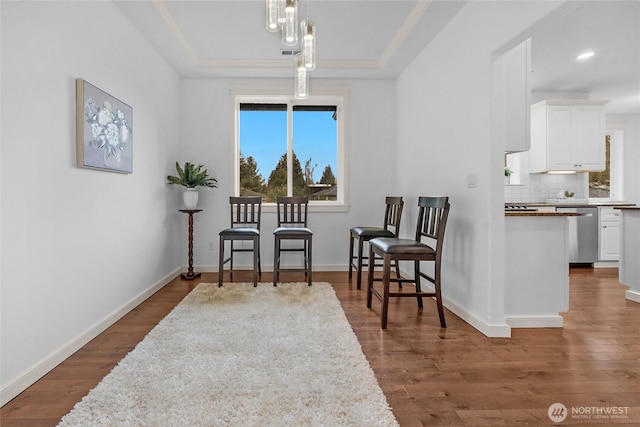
[
  {"left": 504, "top": 167, "right": 512, "bottom": 185},
  {"left": 167, "top": 162, "right": 218, "bottom": 209}
]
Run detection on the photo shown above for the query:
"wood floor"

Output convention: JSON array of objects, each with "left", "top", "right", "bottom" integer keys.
[{"left": 2, "top": 268, "right": 639, "bottom": 426}]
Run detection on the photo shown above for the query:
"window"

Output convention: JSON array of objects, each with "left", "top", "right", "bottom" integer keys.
[
  {"left": 589, "top": 131, "right": 624, "bottom": 200},
  {"left": 589, "top": 135, "right": 611, "bottom": 198},
  {"left": 234, "top": 92, "right": 346, "bottom": 206}
]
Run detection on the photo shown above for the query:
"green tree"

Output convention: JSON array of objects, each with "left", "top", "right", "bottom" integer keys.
[
  {"left": 239, "top": 153, "right": 265, "bottom": 195},
  {"left": 267, "top": 152, "right": 308, "bottom": 199},
  {"left": 240, "top": 153, "right": 265, "bottom": 193},
  {"left": 320, "top": 165, "right": 336, "bottom": 185}
]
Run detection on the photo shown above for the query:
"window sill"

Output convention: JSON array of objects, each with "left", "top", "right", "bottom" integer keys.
[{"left": 261, "top": 204, "right": 349, "bottom": 214}]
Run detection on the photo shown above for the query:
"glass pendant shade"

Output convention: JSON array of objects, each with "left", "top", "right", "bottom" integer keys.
[
  {"left": 282, "top": 0, "right": 298, "bottom": 47},
  {"left": 278, "top": 0, "right": 286, "bottom": 24},
  {"left": 265, "top": 0, "right": 281, "bottom": 32},
  {"left": 301, "top": 18, "right": 316, "bottom": 70},
  {"left": 294, "top": 55, "right": 309, "bottom": 99}
]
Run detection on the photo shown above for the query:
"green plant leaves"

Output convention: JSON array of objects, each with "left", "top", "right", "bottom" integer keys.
[{"left": 167, "top": 161, "right": 218, "bottom": 188}]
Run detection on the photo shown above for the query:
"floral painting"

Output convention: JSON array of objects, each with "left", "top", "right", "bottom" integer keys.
[{"left": 76, "top": 79, "right": 133, "bottom": 173}]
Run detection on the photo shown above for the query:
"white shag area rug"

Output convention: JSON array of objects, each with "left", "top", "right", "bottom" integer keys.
[{"left": 58, "top": 282, "right": 399, "bottom": 427}]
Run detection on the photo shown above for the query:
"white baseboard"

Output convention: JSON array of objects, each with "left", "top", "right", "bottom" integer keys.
[
  {"left": 594, "top": 261, "right": 618, "bottom": 268},
  {"left": 443, "top": 297, "right": 512, "bottom": 338},
  {"left": 0, "top": 267, "right": 181, "bottom": 406},
  {"left": 626, "top": 290, "right": 640, "bottom": 303},
  {"left": 505, "top": 315, "right": 564, "bottom": 328}
]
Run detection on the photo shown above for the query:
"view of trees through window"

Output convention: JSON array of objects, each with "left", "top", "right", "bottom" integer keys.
[
  {"left": 589, "top": 135, "right": 610, "bottom": 198},
  {"left": 239, "top": 103, "right": 338, "bottom": 203}
]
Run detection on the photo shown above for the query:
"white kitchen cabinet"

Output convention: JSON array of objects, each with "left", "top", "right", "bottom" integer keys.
[
  {"left": 599, "top": 207, "right": 620, "bottom": 261},
  {"left": 529, "top": 100, "right": 607, "bottom": 172}
]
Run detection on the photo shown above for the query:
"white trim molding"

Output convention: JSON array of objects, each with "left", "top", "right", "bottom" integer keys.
[
  {"left": 505, "top": 315, "right": 564, "bottom": 328},
  {"left": 626, "top": 290, "right": 640, "bottom": 303}
]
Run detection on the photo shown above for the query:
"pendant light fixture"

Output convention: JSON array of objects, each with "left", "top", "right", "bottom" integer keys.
[
  {"left": 294, "top": 54, "right": 309, "bottom": 99},
  {"left": 264, "top": 0, "right": 315, "bottom": 99},
  {"left": 301, "top": 18, "right": 316, "bottom": 70},
  {"left": 282, "top": 0, "right": 298, "bottom": 47},
  {"left": 265, "top": 0, "right": 281, "bottom": 32}
]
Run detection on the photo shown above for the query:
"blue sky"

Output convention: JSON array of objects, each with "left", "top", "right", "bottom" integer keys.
[{"left": 240, "top": 110, "right": 337, "bottom": 183}]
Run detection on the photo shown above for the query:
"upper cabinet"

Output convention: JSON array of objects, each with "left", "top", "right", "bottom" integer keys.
[
  {"left": 503, "top": 39, "right": 531, "bottom": 153},
  {"left": 529, "top": 100, "right": 608, "bottom": 173}
]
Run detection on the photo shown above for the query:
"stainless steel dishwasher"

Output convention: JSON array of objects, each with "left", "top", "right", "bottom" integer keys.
[{"left": 556, "top": 207, "right": 598, "bottom": 264}]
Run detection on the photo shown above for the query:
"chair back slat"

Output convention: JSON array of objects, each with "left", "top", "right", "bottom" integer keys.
[
  {"left": 276, "top": 196, "right": 309, "bottom": 227},
  {"left": 416, "top": 196, "right": 450, "bottom": 243},
  {"left": 382, "top": 196, "right": 404, "bottom": 237},
  {"left": 229, "top": 196, "right": 262, "bottom": 229}
]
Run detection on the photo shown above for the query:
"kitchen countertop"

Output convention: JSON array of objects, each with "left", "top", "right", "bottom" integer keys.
[
  {"left": 505, "top": 211, "right": 580, "bottom": 217},
  {"left": 525, "top": 202, "right": 636, "bottom": 208},
  {"left": 505, "top": 202, "right": 636, "bottom": 216},
  {"left": 614, "top": 206, "right": 640, "bottom": 211}
]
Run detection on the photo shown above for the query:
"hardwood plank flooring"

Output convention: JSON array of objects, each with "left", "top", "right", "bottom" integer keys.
[{"left": 2, "top": 268, "right": 639, "bottom": 426}]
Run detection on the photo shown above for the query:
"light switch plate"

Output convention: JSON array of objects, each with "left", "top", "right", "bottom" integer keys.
[{"left": 467, "top": 173, "right": 478, "bottom": 188}]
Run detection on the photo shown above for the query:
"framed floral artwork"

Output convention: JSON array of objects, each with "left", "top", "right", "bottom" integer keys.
[{"left": 76, "top": 79, "right": 133, "bottom": 173}]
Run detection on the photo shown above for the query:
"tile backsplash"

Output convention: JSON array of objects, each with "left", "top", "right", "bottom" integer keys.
[{"left": 505, "top": 172, "right": 588, "bottom": 203}]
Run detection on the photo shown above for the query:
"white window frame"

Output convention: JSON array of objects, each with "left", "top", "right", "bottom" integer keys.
[{"left": 231, "top": 86, "right": 349, "bottom": 212}]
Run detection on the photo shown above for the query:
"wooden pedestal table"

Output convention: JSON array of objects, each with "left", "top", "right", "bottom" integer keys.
[{"left": 179, "top": 209, "right": 203, "bottom": 280}]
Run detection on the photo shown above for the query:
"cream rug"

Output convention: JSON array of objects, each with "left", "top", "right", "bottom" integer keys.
[{"left": 58, "top": 282, "right": 398, "bottom": 427}]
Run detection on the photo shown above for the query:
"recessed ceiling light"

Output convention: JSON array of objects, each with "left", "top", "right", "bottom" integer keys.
[{"left": 576, "top": 51, "right": 595, "bottom": 61}]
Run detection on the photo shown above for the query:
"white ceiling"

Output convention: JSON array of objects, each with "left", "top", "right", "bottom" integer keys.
[
  {"left": 115, "top": 0, "right": 639, "bottom": 114},
  {"left": 530, "top": 1, "right": 640, "bottom": 114}
]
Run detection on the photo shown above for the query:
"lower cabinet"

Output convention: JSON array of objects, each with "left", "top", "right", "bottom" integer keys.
[{"left": 599, "top": 207, "right": 620, "bottom": 261}]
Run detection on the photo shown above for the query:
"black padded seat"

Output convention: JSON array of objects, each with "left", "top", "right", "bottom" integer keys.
[
  {"left": 274, "top": 226, "right": 312, "bottom": 236},
  {"left": 350, "top": 227, "right": 395, "bottom": 239},
  {"left": 370, "top": 238, "right": 436, "bottom": 255},
  {"left": 219, "top": 227, "right": 260, "bottom": 237}
]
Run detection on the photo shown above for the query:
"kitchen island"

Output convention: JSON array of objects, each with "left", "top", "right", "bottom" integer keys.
[
  {"left": 504, "top": 210, "right": 578, "bottom": 327},
  {"left": 615, "top": 206, "right": 640, "bottom": 303}
]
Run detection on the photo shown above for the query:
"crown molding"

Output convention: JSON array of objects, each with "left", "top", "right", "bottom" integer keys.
[{"left": 153, "top": 0, "right": 424, "bottom": 72}]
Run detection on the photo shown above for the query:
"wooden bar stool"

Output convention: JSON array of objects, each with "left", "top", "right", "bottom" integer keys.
[
  {"left": 348, "top": 196, "right": 404, "bottom": 289},
  {"left": 273, "top": 196, "right": 313, "bottom": 286},
  {"left": 218, "top": 196, "right": 262, "bottom": 287},
  {"left": 367, "top": 196, "right": 450, "bottom": 329}
]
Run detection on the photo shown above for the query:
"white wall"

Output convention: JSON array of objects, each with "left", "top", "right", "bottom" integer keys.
[
  {"left": 179, "top": 78, "right": 398, "bottom": 272},
  {"left": 607, "top": 114, "right": 640, "bottom": 204},
  {"left": 396, "top": 1, "right": 564, "bottom": 336},
  {"left": 1, "top": 1, "right": 182, "bottom": 403}
]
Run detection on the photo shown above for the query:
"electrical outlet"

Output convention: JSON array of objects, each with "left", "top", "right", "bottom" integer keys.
[{"left": 208, "top": 242, "right": 215, "bottom": 251}]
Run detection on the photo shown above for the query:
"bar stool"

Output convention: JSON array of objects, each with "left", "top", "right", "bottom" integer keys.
[
  {"left": 348, "top": 196, "right": 404, "bottom": 289},
  {"left": 273, "top": 196, "right": 312, "bottom": 286},
  {"left": 367, "top": 196, "right": 450, "bottom": 329},
  {"left": 218, "top": 196, "right": 262, "bottom": 287}
]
